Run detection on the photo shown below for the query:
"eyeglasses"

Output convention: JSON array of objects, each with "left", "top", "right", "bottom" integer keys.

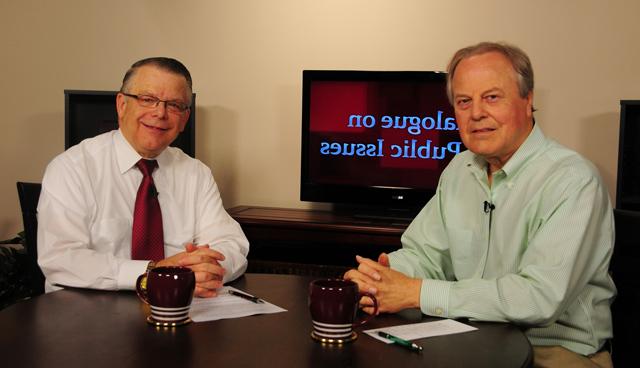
[{"left": 121, "top": 92, "right": 190, "bottom": 113}]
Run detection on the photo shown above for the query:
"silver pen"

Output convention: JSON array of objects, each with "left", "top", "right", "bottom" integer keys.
[{"left": 228, "top": 289, "right": 264, "bottom": 303}]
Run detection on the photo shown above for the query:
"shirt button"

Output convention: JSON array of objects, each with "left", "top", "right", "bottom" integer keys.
[{"left": 435, "top": 307, "right": 443, "bottom": 316}]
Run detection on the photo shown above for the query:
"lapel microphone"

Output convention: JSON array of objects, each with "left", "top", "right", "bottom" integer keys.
[
  {"left": 483, "top": 201, "right": 495, "bottom": 213},
  {"left": 150, "top": 184, "right": 159, "bottom": 198}
]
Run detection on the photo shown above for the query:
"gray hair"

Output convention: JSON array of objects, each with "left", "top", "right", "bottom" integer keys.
[
  {"left": 120, "top": 57, "right": 193, "bottom": 104},
  {"left": 446, "top": 42, "right": 534, "bottom": 104}
]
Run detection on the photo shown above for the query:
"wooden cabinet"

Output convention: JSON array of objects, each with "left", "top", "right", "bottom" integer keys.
[{"left": 228, "top": 206, "right": 409, "bottom": 277}]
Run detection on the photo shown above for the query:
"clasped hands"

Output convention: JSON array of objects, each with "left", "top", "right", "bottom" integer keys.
[
  {"left": 156, "top": 243, "right": 225, "bottom": 298},
  {"left": 343, "top": 253, "right": 422, "bottom": 314}
]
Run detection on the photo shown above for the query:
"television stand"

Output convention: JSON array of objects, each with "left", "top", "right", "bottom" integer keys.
[
  {"left": 334, "top": 205, "right": 418, "bottom": 225},
  {"left": 227, "top": 206, "right": 410, "bottom": 277}
]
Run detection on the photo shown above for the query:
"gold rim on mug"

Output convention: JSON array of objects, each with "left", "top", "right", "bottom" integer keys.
[
  {"left": 310, "top": 331, "right": 357, "bottom": 344},
  {"left": 146, "top": 315, "right": 192, "bottom": 327}
]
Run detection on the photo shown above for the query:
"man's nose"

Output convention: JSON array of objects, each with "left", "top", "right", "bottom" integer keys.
[
  {"left": 470, "top": 101, "right": 486, "bottom": 121},
  {"left": 152, "top": 101, "right": 168, "bottom": 118}
]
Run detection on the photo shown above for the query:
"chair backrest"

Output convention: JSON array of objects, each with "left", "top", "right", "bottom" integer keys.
[
  {"left": 16, "top": 182, "right": 44, "bottom": 295},
  {"left": 610, "top": 208, "right": 640, "bottom": 367}
]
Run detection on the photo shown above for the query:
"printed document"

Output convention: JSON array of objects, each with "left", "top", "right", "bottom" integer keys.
[
  {"left": 365, "top": 319, "right": 477, "bottom": 343},
  {"left": 190, "top": 286, "right": 287, "bottom": 322}
]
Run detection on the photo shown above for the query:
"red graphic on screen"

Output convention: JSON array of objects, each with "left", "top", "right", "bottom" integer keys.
[{"left": 310, "top": 82, "right": 369, "bottom": 133}]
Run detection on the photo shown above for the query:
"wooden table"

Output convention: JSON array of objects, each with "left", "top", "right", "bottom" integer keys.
[{"left": 0, "top": 273, "right": 532, "bottom": 367}]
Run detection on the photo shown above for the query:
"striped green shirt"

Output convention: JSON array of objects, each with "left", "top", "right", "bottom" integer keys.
[{"left": 389, "top": 124, "right": 616, "bottom": 355}]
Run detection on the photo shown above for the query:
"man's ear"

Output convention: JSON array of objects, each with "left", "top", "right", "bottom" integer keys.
[
  {"left": 178, "top": 109, "right": 191, "bottom": 133},
  {"left": 526, "top": 92, "right": 534, "bottom": 118},
  {"left": 116, "top": 93, "right": 127, "bottom": 120}
]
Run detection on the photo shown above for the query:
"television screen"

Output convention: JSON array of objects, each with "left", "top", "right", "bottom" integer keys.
[{"left": 300, "top": 70, "right": 463, "bottom": 214}]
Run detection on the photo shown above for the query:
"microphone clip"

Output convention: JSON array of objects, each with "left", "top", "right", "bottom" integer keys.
[
  {"left": 483, "top": 201, "right": 495, "bottom": 213},
  {"left": 150, "top": 184, "right": 159, "bottom": 198}
]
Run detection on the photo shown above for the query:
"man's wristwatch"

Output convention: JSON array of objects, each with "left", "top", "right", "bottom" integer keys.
[
  {"left": 138, "top": 261, "right": 156, "bottom": 291},
  {"left": 146, "top": 261, "right": 156, "bottom": 273}
]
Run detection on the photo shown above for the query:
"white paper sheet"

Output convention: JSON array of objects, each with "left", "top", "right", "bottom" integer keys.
[
  {"left": 365, "top": 319, "right": 477, "bottom": 343},
  {"left": 189, "top": 286, "right": 287, "bottom": 322}
]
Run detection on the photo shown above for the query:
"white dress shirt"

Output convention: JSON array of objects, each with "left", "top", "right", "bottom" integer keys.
[{"left": 37, "top": 129, "right": 249, "bottom": 292}]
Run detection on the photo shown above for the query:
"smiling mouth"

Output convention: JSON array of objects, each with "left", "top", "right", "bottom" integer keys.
[
  {"left": 142, "top": 122, "right": 169, "bottom": 131},
  {"left": 472, "top": 127, "right": 496, "bottom": 134}
]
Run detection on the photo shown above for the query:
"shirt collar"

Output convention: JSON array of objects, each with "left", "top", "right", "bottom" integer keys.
[
  {"left": 500, "top": 123, "right": 546, "bottom": 177},
  {"left": 465, "top": 123, "right": 547, "bottom": 178},
  {"left": 114, "top": 129, "right": 171, "bottom": 174}
]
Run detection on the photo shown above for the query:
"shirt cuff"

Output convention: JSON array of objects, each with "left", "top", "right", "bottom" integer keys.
[
  {"left": 117, "top": 260, "right": 150, "bottom": 290},
  {"left": 420, "top": 278, "right": 453, "bottom": 318}
]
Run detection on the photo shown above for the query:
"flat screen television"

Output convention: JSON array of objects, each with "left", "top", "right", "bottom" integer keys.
[
  {"left": 64, "top": 90, "right": 196, "bottom": 157},
  {"left": 300, "top": 70, "right": 463, "bottom": 219}
]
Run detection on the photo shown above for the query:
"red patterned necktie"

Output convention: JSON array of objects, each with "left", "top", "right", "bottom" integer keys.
[{"left": 131, "top": 159, "right": 165, "bottom": 261}]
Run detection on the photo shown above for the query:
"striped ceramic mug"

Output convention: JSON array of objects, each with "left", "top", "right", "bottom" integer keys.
[
  {"left": 309, "top": 279, "right": 378, "bottom": 343},
  {"left": 136, "top": 266, "right": 195, "bottom": 325}
]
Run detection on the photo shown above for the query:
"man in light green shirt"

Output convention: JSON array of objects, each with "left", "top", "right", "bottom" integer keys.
[{"left": 345, "top": 42, "right": 615, "bottom": 367}]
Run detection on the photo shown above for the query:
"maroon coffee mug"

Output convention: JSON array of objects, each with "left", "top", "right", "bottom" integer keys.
[
  {"left": 136, "top": 266, "right": 195, "bottom": 325},
  {"left": 308, "top": 279, "right": 378, "bottom": 343}
]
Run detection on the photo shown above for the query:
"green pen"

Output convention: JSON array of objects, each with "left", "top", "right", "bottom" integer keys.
[{"left": 377, "top": 331, "right": 423, "bottom": 353}]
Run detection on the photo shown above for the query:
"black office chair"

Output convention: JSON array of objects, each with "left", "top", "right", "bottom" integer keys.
[
  {"left": 16, "top": 182, "right": 44, "bottom": 296},
  {"left": 610, "top": 208, "right": 640, "bottom": 367}
]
